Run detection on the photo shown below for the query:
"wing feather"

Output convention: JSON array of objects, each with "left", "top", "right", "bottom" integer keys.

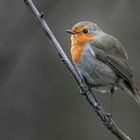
[
  {"left": 90, "top": 45, "right": 134, "bottom": 85},
  {"left": 107, "top": 55, "right": 133, "bottom": 85}
]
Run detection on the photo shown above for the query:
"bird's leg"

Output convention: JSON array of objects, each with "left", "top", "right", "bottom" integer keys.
[{"left": 106, "top": 88, "right": 114, "bottom": 117}]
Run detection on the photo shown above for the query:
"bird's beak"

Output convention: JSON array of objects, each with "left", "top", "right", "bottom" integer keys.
[{"left": 66, "top": 30, "right": 75, "bottom": 34}]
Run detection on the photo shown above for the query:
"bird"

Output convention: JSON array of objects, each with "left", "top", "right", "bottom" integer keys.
[{"left": 66, "top": 21, "right": 140, "bottom": 113}]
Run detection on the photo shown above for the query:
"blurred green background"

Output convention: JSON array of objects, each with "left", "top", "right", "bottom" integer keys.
[{"left": 0, "top": 0, "right": 140, "bottom": 140}]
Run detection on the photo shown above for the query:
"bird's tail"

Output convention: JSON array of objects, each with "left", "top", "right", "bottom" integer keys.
[{"left": 124, "top": 81, "right": 140, "bottom": 106}]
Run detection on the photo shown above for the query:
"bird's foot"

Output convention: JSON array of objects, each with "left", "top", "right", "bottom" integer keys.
[
  {"left": 106, "top": 112, "right": 112, "bottom": 118},
  {"left": 101, "top": 112, "right": 112, "bottom": 127},
  {"left": 78, "top": 87, "right": 84, "bottom": 95}
]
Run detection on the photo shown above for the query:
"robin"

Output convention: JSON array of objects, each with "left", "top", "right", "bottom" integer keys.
[{"left": 66, "top": 21, "right": 140, "bottom": 113}]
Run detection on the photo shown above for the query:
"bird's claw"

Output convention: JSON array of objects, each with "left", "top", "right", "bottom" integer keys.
[
  {"left": 80, "top": 89, "right": 84, "bottom": 95},
  {"left": 106, "top": 112, "right": 112, "bottom": 118}
]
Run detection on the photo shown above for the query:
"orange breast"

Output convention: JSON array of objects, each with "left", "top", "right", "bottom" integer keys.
[
  {"left": 71, "top": 43, "right": 84, "bottom": 65},
  {"left": 70, "top": 34, "right": 96, "bottom": 65}
]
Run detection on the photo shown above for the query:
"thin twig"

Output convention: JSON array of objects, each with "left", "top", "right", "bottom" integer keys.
[{"left": 23, "top": 0, "right": 132, "bottom": 140}]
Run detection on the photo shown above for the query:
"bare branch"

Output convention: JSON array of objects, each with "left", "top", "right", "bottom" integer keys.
[{"left": 23, "top": 0, "right": 132, "bottom": 140}]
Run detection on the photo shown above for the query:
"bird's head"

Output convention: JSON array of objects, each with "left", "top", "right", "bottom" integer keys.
[{"left": 66, "top": 21, "right": 102, "bottom": 45}]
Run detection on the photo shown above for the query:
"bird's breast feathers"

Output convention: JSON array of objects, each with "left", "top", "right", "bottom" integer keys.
[
  {"left": 70, "top": 34, "right": 96, "bottom": 65},
  {"left": 77, "top": 43, "right": 117, "bottom": 86}
]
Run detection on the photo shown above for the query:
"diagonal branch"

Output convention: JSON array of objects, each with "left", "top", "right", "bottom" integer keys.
[{"left": 23, "top": 0, "right": 132, "bottom": 140}]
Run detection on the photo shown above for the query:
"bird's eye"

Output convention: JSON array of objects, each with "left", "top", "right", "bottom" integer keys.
[{"left": 83, "top": 29, "right": 88, "bottom": 34}]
